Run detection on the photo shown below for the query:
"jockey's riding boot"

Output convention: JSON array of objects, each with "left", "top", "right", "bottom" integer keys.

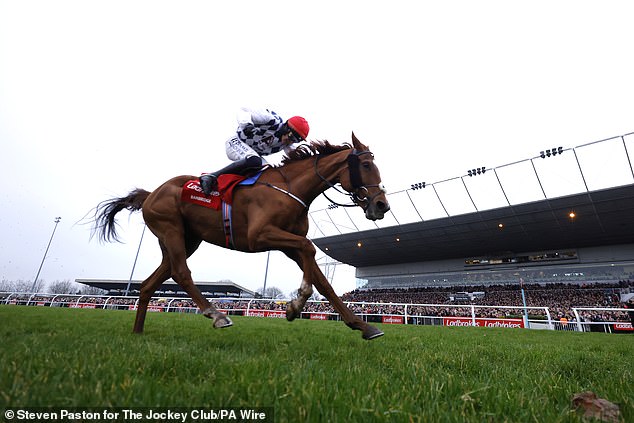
[{"left": 200, "top": 156, "right": 263, "bottom": 196}]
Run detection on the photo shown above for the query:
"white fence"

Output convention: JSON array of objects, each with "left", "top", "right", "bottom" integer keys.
[
  {"left": 572, "top": 306, "right": 634, "bottom": 333},
  {"left": 2, "top": 292, "right": 632, "bottom": 333}
]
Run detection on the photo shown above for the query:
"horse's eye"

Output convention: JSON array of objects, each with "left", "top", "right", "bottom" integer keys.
[{"left": 362, "top": 162, "right": 371, "bottom": 169}]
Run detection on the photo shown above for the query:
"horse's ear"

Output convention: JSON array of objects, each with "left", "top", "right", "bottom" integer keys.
[{"left": 351, "top": 131, "right": 368, "bottom": 150}]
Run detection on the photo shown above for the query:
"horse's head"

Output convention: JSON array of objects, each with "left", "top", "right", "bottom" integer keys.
[{"left": 339, "top": 132, "right": 390, "bottom": 221}]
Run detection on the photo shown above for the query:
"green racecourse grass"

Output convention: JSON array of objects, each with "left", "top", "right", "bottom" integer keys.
[{"left": 0, "top": 306, "right": 631, "bottom": 423}]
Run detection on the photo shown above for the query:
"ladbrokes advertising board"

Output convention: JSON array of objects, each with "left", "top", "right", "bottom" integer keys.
[{"left": 443, "top": 317, "right": 525, "bottom": 328}]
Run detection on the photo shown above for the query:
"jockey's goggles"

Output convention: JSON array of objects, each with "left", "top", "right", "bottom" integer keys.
[{"left": 288, "top": 129, "right": 304, "bottom": 143}]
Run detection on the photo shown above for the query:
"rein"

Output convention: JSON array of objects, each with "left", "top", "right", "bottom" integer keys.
[{"left": 257, "top": 147, "right": 384, "bottom": 210}]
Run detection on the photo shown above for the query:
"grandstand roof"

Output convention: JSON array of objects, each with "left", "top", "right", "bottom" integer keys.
[
  {"left": 312, "top": 183, "right": 634, "bottom": 268},
  {"left": 75, "top": 279, "right": 256, "bottom": 298}
]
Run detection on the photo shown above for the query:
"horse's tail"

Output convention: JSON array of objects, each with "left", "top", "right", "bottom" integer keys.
[{"left": 92, "top": 188, "right": 151, "bottom": 243}]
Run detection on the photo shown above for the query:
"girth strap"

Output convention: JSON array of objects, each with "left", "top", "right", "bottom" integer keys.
[{"left": 222, "top": 202, "right": 235, "bottom": 249}]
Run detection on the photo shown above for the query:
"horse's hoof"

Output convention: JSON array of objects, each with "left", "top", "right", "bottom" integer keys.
[
  {"left": 213, "top": 316, "right": 233, "bottom": 329},
  {"left": 362, "top": 326, "right": 384, "bottom": 340},
  {"left": 286, "top": 304, "right": 299, "bottom": 321}
]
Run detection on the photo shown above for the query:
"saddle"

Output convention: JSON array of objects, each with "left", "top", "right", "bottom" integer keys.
[
  {"left": 182, "top": 171, "right": 264, "bottom": 249},
  {"left": 181, "top": 172, "right": 262, "bottom": 210}
]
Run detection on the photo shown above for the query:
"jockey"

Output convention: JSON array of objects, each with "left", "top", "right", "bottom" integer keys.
[{"left": 200, "top": 107, "right": 310, "bottom": 195}]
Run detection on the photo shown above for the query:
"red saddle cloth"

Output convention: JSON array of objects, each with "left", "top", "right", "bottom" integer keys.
[{"left": 181, "top": 174, "right": 247, "bottom": 210}]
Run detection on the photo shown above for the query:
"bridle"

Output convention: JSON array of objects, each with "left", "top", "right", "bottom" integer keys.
[{"left": 315, "top": 149, "right": 386, "bottom": 210}]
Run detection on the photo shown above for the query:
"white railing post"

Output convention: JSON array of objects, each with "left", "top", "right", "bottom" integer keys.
[
  {"left": 4, "top": 293, "right": 16, "bottom": 304},
  {"left": 544, "top": 307, "right": 554, "bottom": 330},
  {"left": 572, "top": 308, "right": 583, "bottom": 332},
  {"left": 167, "top": 298, "right": 176, "bottom": 312}
]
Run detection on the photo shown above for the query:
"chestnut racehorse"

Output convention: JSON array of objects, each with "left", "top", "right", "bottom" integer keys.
[{"left": 93, "top": 133, "right": 390, "bottom": 339}]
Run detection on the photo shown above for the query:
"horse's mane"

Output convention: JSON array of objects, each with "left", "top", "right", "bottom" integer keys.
[{"left": 279, "top": 141, "right": 352, "bottom": 166}]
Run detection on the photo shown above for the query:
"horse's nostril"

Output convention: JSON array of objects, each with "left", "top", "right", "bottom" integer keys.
[{"left": 376, "top": 201, "right": 389, "bottom": 212}]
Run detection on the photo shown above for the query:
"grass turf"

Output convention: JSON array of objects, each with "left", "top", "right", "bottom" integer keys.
[{"left": 0, "top": 305, "right": 631, "bottom": 422}]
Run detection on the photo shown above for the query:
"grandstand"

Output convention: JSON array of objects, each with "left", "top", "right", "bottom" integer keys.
[{"left": 309, "top": 132, "right": 634, "bottom": 292}]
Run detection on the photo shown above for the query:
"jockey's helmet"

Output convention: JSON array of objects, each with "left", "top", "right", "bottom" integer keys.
[{"left": 287, "top": 116, "right": 310, "bottom": 140}]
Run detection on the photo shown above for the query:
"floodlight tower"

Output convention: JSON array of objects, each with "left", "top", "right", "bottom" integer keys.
[{"left": 31, "top": 216, "right": 62, "bottom": 293}]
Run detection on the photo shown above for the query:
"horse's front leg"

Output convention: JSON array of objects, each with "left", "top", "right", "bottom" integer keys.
[
  {"left": 281, "top": 248, "right": 313, "bottom": 320},
  {"left": 286, "top": 271, "right": 313, "bottom": 321},
  {"left": 251, "top": 227, "right": 383, "bottom": 339},
  {"left": 304, "top": 257, "right": 384, "bottom": 340},
  {"left": 275, "top": 238, "right": 383, "bottom": 340}
]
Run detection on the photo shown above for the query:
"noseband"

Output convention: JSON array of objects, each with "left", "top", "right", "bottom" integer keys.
[{"left": 316, "top": 149, "right": 386, "bottom": 210}]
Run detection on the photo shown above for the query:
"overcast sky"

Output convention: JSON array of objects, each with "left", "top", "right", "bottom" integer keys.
[{"left": 1, "top": 1, "right": 633, "bottom": 296}]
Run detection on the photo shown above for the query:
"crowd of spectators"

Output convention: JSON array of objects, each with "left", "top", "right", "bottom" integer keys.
[{"left": 341, "top": 280, "right": 634, "bottom": 323}]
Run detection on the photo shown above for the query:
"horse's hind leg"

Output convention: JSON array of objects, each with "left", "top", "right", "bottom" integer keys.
[
  {"left": 133, "top": 257, "right": 171, "bottom": 333},
  {"left": 177, "top": 273, "right": 233, "bottom": 329},
  {"left": 163, "top": 231, "right": 233, "bottom": 329}
]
